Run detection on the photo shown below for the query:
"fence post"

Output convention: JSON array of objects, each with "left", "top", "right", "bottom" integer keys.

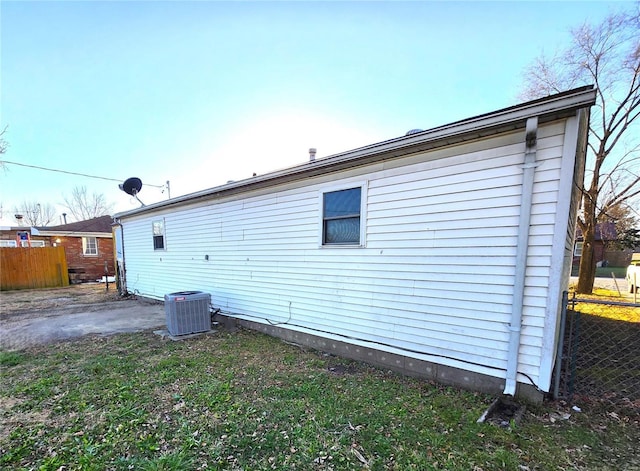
[
  {"left": 567, "top": 293, "right": 581, "bottom": 400},
  {"left": 554, "top": 294, "right": 639, "bottom": 404},
  {"left": 563, "top": 292, "right": 578, "bottom": 400},
  {"left": 553, "top": 291, "right": 569, "bottom": 400},
  {"left": 611, "top": 272, "right": 621, "bottom": 297}
]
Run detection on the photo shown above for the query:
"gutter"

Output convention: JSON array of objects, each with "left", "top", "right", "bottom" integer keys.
[{"left": 504, "top": 116, "right": 539, "bottom": 396}]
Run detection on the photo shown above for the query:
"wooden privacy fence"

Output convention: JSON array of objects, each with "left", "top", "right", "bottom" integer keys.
[{"left": 0, "top": 247, "right": 69, "bottom": 290}]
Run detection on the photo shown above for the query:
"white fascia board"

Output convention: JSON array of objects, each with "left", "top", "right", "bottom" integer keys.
[{"left": 116, "top": 87, "right": 596, "bottom": 219}]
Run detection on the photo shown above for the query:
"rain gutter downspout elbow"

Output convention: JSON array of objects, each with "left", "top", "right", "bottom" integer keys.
[{"left": 504, "top": 116, "right": 539, "bottom": 396}]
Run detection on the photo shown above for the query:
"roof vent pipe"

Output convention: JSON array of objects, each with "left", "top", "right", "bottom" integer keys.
[{"left": 309, "top": 148, "right": 317, "bottom": 162}]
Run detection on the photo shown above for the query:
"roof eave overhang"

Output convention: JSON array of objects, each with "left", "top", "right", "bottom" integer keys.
[{"left": 116, "top": 86, "right": 596, "bottom": 219}]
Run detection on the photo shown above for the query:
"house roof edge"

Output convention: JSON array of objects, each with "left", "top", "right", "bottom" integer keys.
[{"left": 115, "top": 86, "right": 596, "bottom": 219}]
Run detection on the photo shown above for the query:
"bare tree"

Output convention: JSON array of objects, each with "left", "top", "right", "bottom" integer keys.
[
  {"left": 63, "top": 186, "right": 114, "bottom": 221},
  {"left": 13, "top": 201, "right": 56, "bottom": 226},
  {"left": 0, "top": 126, "right": 8, "bottom": 173},
  {"left": 521, "top": 4, "right": 640, "bottom": 293},
  {"left": 0, "top": 128, "right": 9, "bottom": 218},
  {"left": 0, "top": 126, "right": 7, "bottom": 155}
]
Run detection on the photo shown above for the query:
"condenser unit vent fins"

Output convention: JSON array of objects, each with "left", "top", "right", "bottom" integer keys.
[{"left": 164, "top": 291, "right": 211, "bottom": 336}]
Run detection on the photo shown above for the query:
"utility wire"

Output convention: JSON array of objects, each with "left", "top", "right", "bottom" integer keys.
[{"left": 0, "top": 160, "right": 165, "bottom": 188}]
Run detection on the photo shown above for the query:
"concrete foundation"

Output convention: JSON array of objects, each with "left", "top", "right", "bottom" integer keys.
[{"left": 216, "top": 314, "right": 544, "bottom": 403}]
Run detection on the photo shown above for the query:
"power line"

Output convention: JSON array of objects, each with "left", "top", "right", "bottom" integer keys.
[{"left": 0, "top": 159, "right": 165, "bottom": 188}]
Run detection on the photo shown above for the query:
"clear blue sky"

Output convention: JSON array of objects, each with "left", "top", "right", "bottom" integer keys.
[{"left": 0, "top": 1, "right": 624, "bottom": 223}]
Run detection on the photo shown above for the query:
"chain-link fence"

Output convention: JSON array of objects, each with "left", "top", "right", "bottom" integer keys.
[{"left": 555, "top": 292, "right": 640, "bottom": 407}]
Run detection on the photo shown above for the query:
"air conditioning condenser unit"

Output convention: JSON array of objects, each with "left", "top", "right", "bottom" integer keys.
[{"left": 164, "top": 291, "right": 211, "bottom": 336}]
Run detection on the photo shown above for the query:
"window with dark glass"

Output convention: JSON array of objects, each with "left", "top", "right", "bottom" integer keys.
[
  {"left": 153, "top": 220, "right": 165, "bottom": 250},
  {"left": 322, "top": 187, "right": 361, "bottom": 245}
]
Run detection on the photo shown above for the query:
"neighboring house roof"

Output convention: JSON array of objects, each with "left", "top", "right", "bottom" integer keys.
[
  {"left": 115, "top": 86, "right": 597, "bottom": 219},
  {"left": 575, "top": 221, "right": 617, "bottom": 242},
  {"left": 33, "top": 215, "right": 114, "bottom": 238}
]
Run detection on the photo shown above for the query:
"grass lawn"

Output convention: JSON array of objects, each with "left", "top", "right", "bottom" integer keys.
[
  {"left": 568, "top": 288, "right": 639, "bottom": 322},
  {"left": 1, "top": 330, "right": 639, "bottom": 470},
  {"left": 570, "top": 266, "right": 627, "bottom": 278},
  {"left": 595, "top": 266, "right": 628, "bottom": 279}
]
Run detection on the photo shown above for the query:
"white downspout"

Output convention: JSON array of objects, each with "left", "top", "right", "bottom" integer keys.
[{"left": 504, "top": 116, "right": 538, "bottom": 396}]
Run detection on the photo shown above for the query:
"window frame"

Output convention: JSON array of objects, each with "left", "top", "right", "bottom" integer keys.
[
  {"left": 152, "top": 219, "right": 166, "bottom": 251},
  {"left": 1, "top": 239, "right": 45, "bottom": 247},
  {"left": 318, "top": 181, "right": 367, "bottom": 248},
  {"left": 82, "top": 236, "right": 98, "bottom": 256},
  {"left": 574, "top": 241, "right": 583, "bottom": 257}
]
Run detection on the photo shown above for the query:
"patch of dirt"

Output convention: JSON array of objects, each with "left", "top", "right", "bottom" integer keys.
[
  {"left": 328, "top": 364, "right": 358, "bottom": 375},
  {"left": 0, "top": 396, "right": 51, "bottom": 441},
  {"left": 479, "top": 397, "right": 526, "bottom": 427},
  {"left": 0, "top": 283, "right": 124, "bottom": 320}
]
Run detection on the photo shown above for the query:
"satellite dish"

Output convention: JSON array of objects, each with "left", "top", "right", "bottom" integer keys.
[
  {"left": 119, "top": 177, "right": 145, "bottom": 206},
  {"left": 119, "top": 177, "right": 143, "bottom": 196}
]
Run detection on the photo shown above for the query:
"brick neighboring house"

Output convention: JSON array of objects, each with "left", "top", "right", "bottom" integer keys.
[
  {"left": 34, "top": 215, "right": 115, "bottom": 283},
  {"left": 573, "top": 221, "right": 617, "bottom": 267}
]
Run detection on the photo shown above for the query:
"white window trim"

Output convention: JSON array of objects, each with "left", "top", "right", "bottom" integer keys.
[
  {"left": 0, "top": 240, "right": 17, "bottom": 247},
  {"left": 318, "top": 180, "right": 368, "bottom": 248},
  {"left": 24, "top": 240, "right": 45, "bottom": 247},
  {"left": 82, "top": 236, "right": 98, "bottom": 256},
  {"left": 574, "top": 241, "right": 583, "bottom": 257},
  {"left": 153, "top": 219, "right": 166, "bottom": 251}
]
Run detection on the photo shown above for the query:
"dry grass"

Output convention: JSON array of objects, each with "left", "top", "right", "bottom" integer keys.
[
  {"left": 0, "top": 283, "right": 122, "bottom": 317},
  {"left": 568, "top": 288, "right": 639, "bottom": 322}
]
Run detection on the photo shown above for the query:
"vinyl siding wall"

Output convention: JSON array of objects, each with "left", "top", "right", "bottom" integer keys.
[
  {"left": 538, "top": 113, "right": 585, "bottom": 391},
  {"left": 121, "top": 119, "right": 572, "bottom": 388}
]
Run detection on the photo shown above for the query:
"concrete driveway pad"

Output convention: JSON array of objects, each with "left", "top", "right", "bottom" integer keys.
[{"left": 0, "top": 285, "right": 165, "bottom": 351}]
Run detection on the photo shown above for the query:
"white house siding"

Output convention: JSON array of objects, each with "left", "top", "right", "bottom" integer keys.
[
  {"left": 121, "top": 119, "right": 572, "bottom": 391},
  {"left": 538, "top": 112, "right": 588, "bottom": 391}
]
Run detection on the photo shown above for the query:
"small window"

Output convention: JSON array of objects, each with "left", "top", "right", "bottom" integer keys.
[
  {"left": 83, "top": 237, "right": 98, "bottom": 255},
  {"left": 153, "top": 220, "right": 165, "bottom": 250},
  {"left": 0, "top": 240, "right": 17, "bottom": 247},
  {"left": 322, "top": 186, "right": 363, "bottom": 245},
  {"left": 574, "top": 241, "right": 583, "bottom": 257},
  {"left": 24, "top": 240, "right": 46, "bottom": 247}
]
